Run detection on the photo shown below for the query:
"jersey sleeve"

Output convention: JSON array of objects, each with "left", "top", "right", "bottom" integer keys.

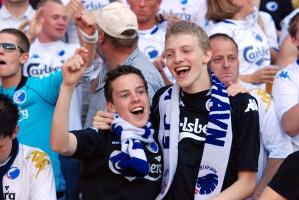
[
  {"left": 272, "top": 67, "right": 299, "bottom": 122},
  {"left": 232, "top": 93, "right": 260, "bottom": 171},
  {"left": 268, "top": 151, "right": 299, "bottom": 200},
  {"left": 29, "top": 149, "right": 56, "bottom": 200},
  {"left": 251, "top": 90, "right": 293, "bottom": 159},
  {"left": 71, "top": 128, "right": 106, "bottom": 159},
  {"left": 27, "top": 70, "right": 63, "bottom": 105}
]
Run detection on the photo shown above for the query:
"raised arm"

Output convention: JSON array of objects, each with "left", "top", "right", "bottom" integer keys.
[{"left": 50, "top": 48, "right": 88, "bottom": 156}]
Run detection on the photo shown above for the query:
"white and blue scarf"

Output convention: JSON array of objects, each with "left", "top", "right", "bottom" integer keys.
[
  {"left": 156, "top": 71, "right": 232, "bottom": 200},
  {"left": 110, "top": 114, "right": 156, "bottom": 178}
]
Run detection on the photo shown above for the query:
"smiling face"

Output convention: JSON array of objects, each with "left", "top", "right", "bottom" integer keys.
[
  {"left": 165, "top": 33, "right": 212, "bottom": 93},
  {"left": 210, "top": 37, "right": 239, "bottom": 86},
  {"left": 0, "top": 33, "right": 28, "bottom": 85},
  {"left": 107, "top": 73, "right": 150, "bottom": 128}
]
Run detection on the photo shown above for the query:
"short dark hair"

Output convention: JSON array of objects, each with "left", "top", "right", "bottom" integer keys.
[
  {"left": 288, "top": 12, "right": 299, "bottom": 38},
  {"left": 0, "top": 28, "right": 30, "bottom": 53},
  {"left": 0, "top": 94, "right": 19, "bottom": 138},
  {"left": 209, "top": 33, "right": 239, "bottom": 53},
  {"left": 104, "top": 65, "right": 148, "bottom": 103}
]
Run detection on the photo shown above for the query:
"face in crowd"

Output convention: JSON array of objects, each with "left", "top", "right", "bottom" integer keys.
[{"left": 107, "top": 73, "right": 150, "bottom": 128}]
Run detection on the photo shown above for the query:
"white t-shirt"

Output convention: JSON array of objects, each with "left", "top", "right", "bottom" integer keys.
[
  {"left": 0, "top": 4, "right": 35, "bottom": 31},
  {"left": 159, "top": 0, "right": 207, "bottom": 27},
  {"left": 206, "top": 19, "right": 271, "bottom": 90},
  {"left": 272, "top": 60, "right": 299, "bottom": 151},
  {"left": 249, "top": 88, "right": 293, "bottom": 182},
  {"left": 137, "top": 22, "right": 174, "bottom": 83},
  {"left": 23, "top": 39, "right": 83, "bottom": 130},
  {"left": 259, "top": 11, "right": 279, "bottom": 51},
  {"left": 279, "top": 8, "right": 299, "bottom": 46},
  {"left": 2, "top": 143, "right": 56, "bottom": 200}
]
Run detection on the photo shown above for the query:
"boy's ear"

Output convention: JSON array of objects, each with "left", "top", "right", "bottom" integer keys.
[
  {"left": 106, "top": 101, "right": 116, "bottom": 113},
  {"left": 11, "top": 126, "right": 19, "bottom": 139},
  {"left": 203, "top": 49, "right": 212, "bottom": 64},
  {"left": 20, "top": 52, "right": 29, "bottom": 65}
]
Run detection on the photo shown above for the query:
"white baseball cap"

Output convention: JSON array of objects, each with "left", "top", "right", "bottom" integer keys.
[{"left": 92, "top": 2, "right": 138, "bottom": 39}]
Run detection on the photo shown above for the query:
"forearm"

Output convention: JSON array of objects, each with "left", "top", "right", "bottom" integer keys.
[
  {"left": 253, "top": 159, "right": 284, "bottom": 200},
  {"left": 50, "top": 83, "right": 77, "bottom": 156},
  {"left": 213, "top": 171, "right": 256, "bottom": 200},
  {"left": 282, "top": 104, "right": 299, "bottom": 136}
]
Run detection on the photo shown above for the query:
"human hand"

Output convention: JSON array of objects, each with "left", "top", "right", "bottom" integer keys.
[
  {"left": 245, "top": 65, "right": 280, "bottom": 84},
  {"left": 93, "top": 111, "right": 114, "bottom": 130},
  {"left": 62, "top": 47, "right": 88, "bottom": 87},
  {"left": 75, "top": 11, "right": 96, "bottom": 36},
  {"left": 66, "top": 0, "right": 84, "bottom": 21},
  {"left": 227, "top": 82, "right": 248, "bottom": 97}
]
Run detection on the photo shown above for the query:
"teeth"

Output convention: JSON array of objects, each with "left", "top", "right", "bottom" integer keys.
[
  {"left": 175, "top": 66, "right": 190, "bottom": 72},
  {"left": 131, "top": 107, "right": 143, "bottom": 112}
]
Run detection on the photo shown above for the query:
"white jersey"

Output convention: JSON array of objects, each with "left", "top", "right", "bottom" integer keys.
[
  {"left": 279, "top": 8, "right": 299, "bottom": 46},
  {"left": 137, "top": 22, "right": 174, "bottom": 83},
  {"left": 249, "top": 88, "right": 293, "bottom": 182},
  {"left": 159, "top": 0, "right": 207, "bottom": 27},
  {"left": 23, "top": 39, "right": 82, "bottom": 130},
  {"left": 206, "top": 19, "right": 271, "bottom": 90},
  {"left": 2, "top": 143, "right": 56, "bottom": 200},
  {"left": 272, "top": 60, "right": 299, "bottom": 150},
  {"left": 259, "top": 11, "right": 279, "bottom": 51},
  {"left": 0, "top": 4, "right": 35, "bottom": 31}
]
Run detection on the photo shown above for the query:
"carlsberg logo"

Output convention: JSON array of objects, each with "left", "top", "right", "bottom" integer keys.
[{"left": 243, "top": 46, "right": 270, "bottom": 66}]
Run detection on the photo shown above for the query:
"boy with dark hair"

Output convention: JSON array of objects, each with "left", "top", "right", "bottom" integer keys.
[
  {"left": 0, "top": 94, "right": 56, "bottom": 200},
  {"left": 51, "top": 64, "right": 162, "bottom": 199}
]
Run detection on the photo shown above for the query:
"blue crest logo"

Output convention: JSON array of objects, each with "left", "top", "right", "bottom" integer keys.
[
  {"left": 13, "top": 90, "right": 26, "bottom": 104},
  {"left": 266, "top": 2, "right": 278, "bottom": 12},
  {"left": 58, "top": 50, "right": 65, "bottom": 57},
  {"left": 278, "top": 70, "right": 290, "bottom": 80},
  {"left": 255, "top": 34, "right": 263, "bottom": 42},
  {"left": 144, "top": 46, "right": 159, "bottom": 59},
  {"left": 195, "top": 165, "right": 218, "bottom": 195},
  {"left": 6, "top": 167, "right": 20, "bottom": 180},
  {"left": 181, "top": 0, "right": 188, "bottom": 5},
  {"left": 146, "top": 142, "right": 159, "bottom": 153},
  {"left": 32, "top": 54, "right": 39, "bottom": 58}
]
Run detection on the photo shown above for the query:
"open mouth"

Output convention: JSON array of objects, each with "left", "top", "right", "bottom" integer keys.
[
  {"left": 130, "top": 106, "right": 144, "bottom": 115},
  {"left": 175, "top": 66, "right": 190, "bottom": 76},
  {"left": 0, "top": 60, "right": 6, "bottom": 65}
]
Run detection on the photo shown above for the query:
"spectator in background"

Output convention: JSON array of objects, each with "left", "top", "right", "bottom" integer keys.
[
  {"left": 23, "top": 1, "right": 97, "bottom": 198},
  {"left": 275, "top": 8, "right": 299, "bottom": 67},
  {"left": 158, "top": 0, "right": 207, "bottom": 27},
  {"left": 84, "top": 2, "right": 164, "bottom": 128},
  {"left": 206, "top": 0, "right": 279, "bottom": 92},
  {"left": 272, "top": 12, "right": 299, "bottom": 151},
  {"left": 259, "top": 0, "right": 295, "bottom": 30},
  {"left": 127, "top": 0, "right": 173, "bottom": 84},
  {"left": 0, "top": 0, "right": 35, "bottom": 31},
  {"left": 208, "top": 33, "right": 293, "bottom": 200},
  {"left": 0, "top": 94, "right": 56, "bottom": 200}
]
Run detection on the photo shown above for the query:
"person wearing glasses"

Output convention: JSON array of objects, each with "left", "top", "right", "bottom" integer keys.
[{"left": 0, "top": 27, "right": 93, "bottom": 199}]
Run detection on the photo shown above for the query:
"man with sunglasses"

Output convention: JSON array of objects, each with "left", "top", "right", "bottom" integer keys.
[{"left": 0, "top": 27, "right": 93, "bottom": 199}]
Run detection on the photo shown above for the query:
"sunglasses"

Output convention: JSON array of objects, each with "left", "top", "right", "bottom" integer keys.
[{"left": 0, "top": 43, "right": 25, "bottom": 53}]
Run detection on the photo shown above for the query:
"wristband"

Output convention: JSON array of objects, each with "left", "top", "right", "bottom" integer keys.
[{"left": 80, "top": 29, "right": 98, "bottom": 44}]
